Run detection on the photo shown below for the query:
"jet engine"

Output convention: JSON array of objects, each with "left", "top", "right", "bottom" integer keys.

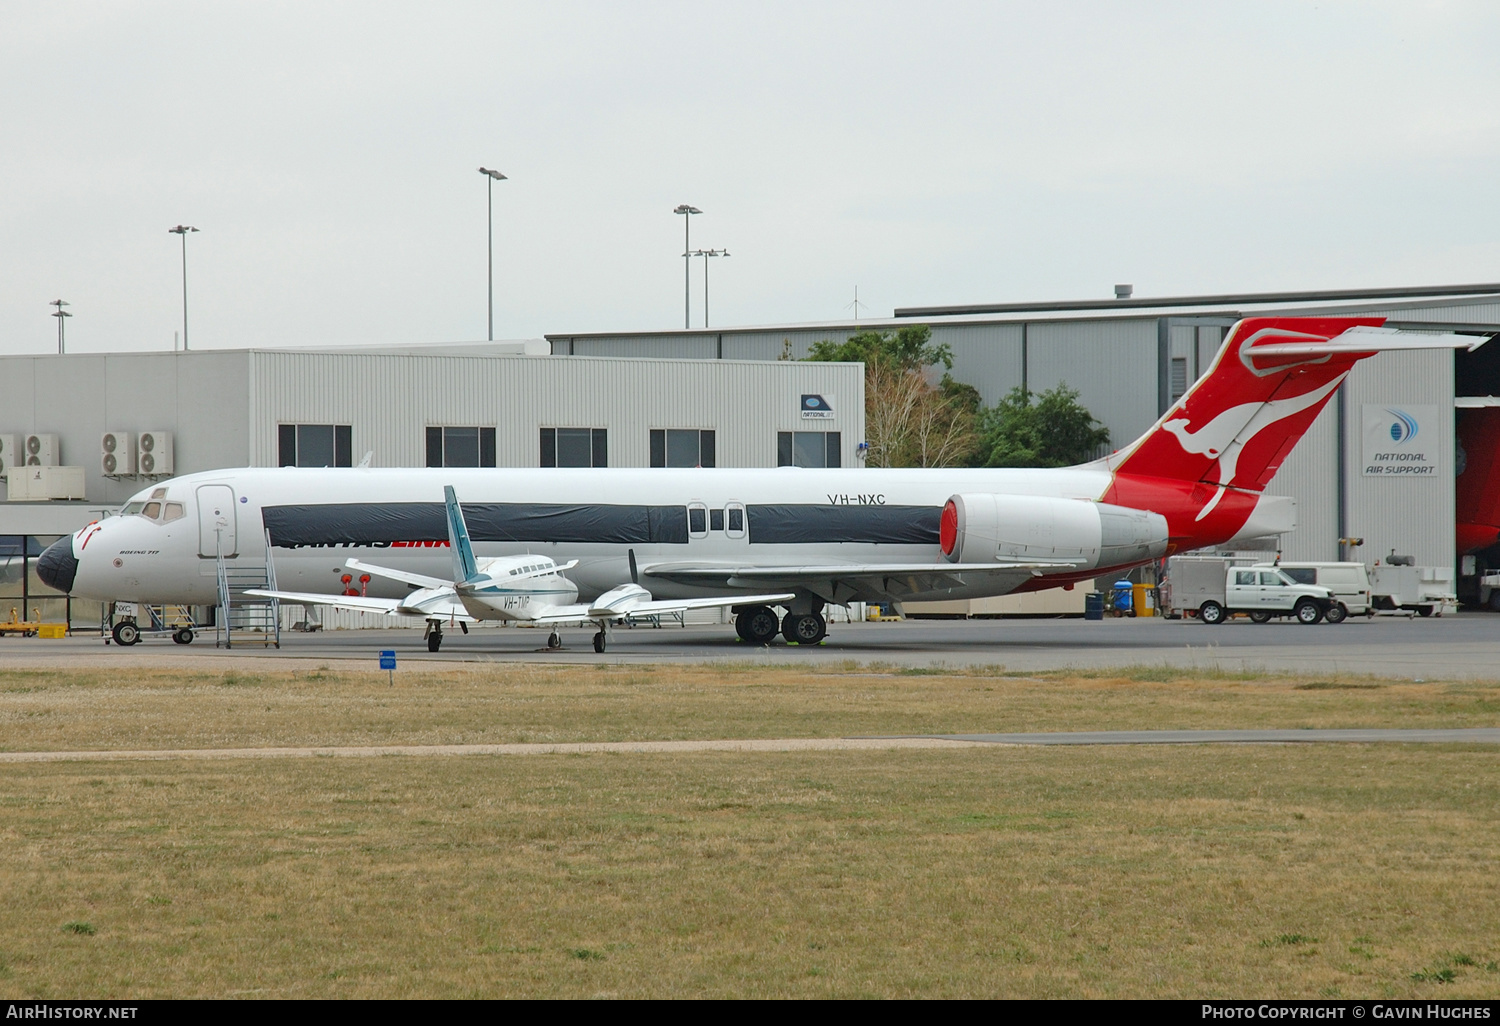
[{"left": 939, "top": 493, "right": 1168, "bottom": 569}]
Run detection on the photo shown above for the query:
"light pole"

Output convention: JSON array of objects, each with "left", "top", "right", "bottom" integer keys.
[
  {"left": 49, "top": 300, "right": 71, "bottom": 354},
  {"left": 690, "top": 249, "right": 728, "bottom": 327},
  {"left": 673, "top": 205, "right": 701, "bottom": 329},
  {"left": 478, "top": 167, "right": 507, "bottom": 340},
  {"left": 168, "top": 225, "right": 199, "bottom": 350}
]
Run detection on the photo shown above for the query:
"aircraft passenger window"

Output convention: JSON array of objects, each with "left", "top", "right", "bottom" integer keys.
[
  {"left": 163, "top": 503, "right": 185, "bottom": 522},
  {"left": 710, "top": 509, "right": 724, "bottom": 531},
  {"left": 1235, "top": 570, "right": 1256, "bottom": 586},
  {"left": 142, "top": 502, "right": 162, "bottom": 520},
  {"left": 688, "top": 505, "right": 707, "bottom": 535},
  {"left": 1260, "top": 572, "right": 1284, "bottom": 586},
  {"left": 727, "top": 507, "right": 744, "bottom": 534}
]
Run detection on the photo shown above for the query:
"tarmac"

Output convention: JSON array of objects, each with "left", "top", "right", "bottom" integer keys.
[{"left": 0, "top": 612, "right": 1494, "bottom": 679}]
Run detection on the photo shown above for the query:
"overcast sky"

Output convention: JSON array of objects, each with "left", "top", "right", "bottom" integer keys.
[{"left": 3, "top": 1, "right": 1498, "bottom": 355}]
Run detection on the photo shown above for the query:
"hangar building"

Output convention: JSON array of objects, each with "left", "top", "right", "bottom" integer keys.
[
  {"left": 547, "top": 283, "right": 1500, "bottom": 574},
  {"left": 0, "top": 342, "right": 863, "bottom": 625}
]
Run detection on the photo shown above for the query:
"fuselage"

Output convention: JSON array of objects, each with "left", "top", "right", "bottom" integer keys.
[{"left": 51, "top": 464, "right": 1124, "bottom": 606}]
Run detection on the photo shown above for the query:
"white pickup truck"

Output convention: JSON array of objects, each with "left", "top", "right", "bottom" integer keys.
[{"left": 1164, "top": 558, "right": 1340, "bottom": 625}]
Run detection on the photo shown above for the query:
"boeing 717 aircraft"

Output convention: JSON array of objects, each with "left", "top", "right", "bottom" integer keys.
[{"left": 36, "top": 317, "right": 1485, "bottom": 652}]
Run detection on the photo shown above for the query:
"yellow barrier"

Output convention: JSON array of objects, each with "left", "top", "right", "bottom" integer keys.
[{"left": 37, "top": 624, "right": 68, "bottom": 639}]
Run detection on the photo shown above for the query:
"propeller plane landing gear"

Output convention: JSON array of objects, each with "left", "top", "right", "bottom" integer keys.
[
  {"left": 593, "top": 630, "right": 607, "bottom": 653},
  {"left": 547, "top": 631, "right": 563, "bottom": 650},
  {"left": 425, "top": 619, "right": 443, "bottom": 652}
]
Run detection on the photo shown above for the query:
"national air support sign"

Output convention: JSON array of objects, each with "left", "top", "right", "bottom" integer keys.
[{"left": 1362, "top": 404, "right": 1441, "bottom": 477}]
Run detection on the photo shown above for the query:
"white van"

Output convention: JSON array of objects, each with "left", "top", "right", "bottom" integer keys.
[{"left": 1253, "top": 562, "right": 1372, "bottom": 618}]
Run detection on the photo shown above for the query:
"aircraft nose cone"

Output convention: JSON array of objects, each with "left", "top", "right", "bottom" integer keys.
[{"left": 36, "top": 537, "right": 79, "bottom": 593}]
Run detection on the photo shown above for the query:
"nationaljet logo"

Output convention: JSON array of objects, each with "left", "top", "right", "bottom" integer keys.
[
  {"left": 801, "top": 394, "right": 835, "bottom": 419},
  {"left": 1386, "top": 409, "right": 1419, "bottom": 443}
]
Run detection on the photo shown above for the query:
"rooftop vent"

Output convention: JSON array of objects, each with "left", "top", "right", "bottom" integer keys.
[{"left": 1114, "top": 284, "right": 1133, "bottom": 300}]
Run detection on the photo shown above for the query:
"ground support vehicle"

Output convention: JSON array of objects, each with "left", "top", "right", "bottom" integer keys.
[
  {"left": 1161, "top": 556, "right": 1336, "bottom": 625},
  {"left": 1368, "top": 565, "right": 1458, "bottom": 618},
  {"left": 1255, "top": 562, "right": 1372, "bottom": 618}
]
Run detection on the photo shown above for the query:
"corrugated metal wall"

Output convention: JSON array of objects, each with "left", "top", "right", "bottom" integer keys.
[
  {"left": 0, "top": 351, "right": 251, "bottom": 504},
  {"left": 248, "top": 352, "right": 865, "bottom": 469},
  {"left": 1024, "top": 318, "right": 1160, "bottom": 448},
  {"left": 1267, "top": 401, "right": 1340, "bottom": 561},
  {"left": 1342, "top": 350, "right": 1455, "bottom": 568}
]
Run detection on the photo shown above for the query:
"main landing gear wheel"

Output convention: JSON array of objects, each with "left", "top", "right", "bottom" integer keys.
[
  {"left": 782, "top": 611, "right": 827, "bottom": 646},
  {"left": 547, "top": 631, "right": 562, "bottom": 650},
  {"left": 428, "top": 630, "right": 443, "bottom": 652},
  {"left": 1198, "top": 601, "right": 1225, "bottom": 625},
  {"left": 1324, "top": 604, "right": 1348, "bottom": 625},
  {"left": 736, "top": 606, "right": 780, "bottom": 646},
  {"left": 172, "top": 627, "right": 194, "bottom": 645},
  {"left": 1294, "top": 599, "right": 1324, "bottom": 625},
  {"left": 1248, "top": 611, "right": 1272, "bottom": 624},
  {"left": 112, "top": 621, "right": 141, "bottom": 646},
  {"left": 593, "top": 631, "right": 607, "bottom": 653}
]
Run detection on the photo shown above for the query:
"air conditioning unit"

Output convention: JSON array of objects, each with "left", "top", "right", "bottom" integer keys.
[
  {"left": 25, "top": 433, "right": 59, "bottom": 466},
  {"left": 7, "top": 465, "right": 86, "bottom": 500},
  {"left": 138, "top": 431, "right": 174, "bottom": 476},
  {"left": 0, "top": 434, "right": 19, "bottom": 478},
  {"left": 101, "top": 431, "right": 136, "bottom": 476}
]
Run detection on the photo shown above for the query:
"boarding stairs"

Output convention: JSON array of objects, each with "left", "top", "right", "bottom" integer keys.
[{"left": 214, "top": 529, "right": 280, "bottom": 649}]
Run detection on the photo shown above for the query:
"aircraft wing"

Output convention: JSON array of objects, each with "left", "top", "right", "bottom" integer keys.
[
  {"left": 639, "top": 561, "right": 1078, "bottom": 602},
  {"left": 345, "top": 558, "right": 450, "bottom": 590},
  {"left": 243, "top": 588, "right": 478, "bottom": 622},
  {"left": 528, "top": 591, "right": 797, "bottom": 624}
]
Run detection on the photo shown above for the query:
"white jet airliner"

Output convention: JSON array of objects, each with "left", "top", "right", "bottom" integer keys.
[
  {"left": 37, "top": 317, "right": 1485, "bottom": 652},
  {"left": 242, "top": 486, "right": 794, "bottom": 651}
]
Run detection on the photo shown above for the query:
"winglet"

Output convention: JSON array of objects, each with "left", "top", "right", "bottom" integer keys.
[{"left": 444, "top": 486, "right": 481, "bottom": 584}]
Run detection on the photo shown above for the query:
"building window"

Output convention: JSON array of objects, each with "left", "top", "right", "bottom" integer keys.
[
  {"left": 650, "top": 429, "right": 716, "bottom": 468},
  {"left": 427, "top": 427, "right": 496, "bottom": 468},
  {"left": 1170, "top": 357, "right": 1188, "bottom": 402},
  {"left": 540, "top": 428, "right": 607, "bottom": 468},
  {"left": 279, "top": 424, "right": 352, "bottom": 467},
  {"left": 777, "top": 431, "right": 841, "bottom": 468}
]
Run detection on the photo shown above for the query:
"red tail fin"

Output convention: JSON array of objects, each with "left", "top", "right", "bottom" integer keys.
[{"left": 1103, "top": 316, "right": 1481, "bottom": 550}]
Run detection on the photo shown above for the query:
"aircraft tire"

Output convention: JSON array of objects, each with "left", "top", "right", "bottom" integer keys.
[
  {"left": 739, "top": 606, "right": 780, "bottom": 645},
  {"left": 1295, "top": 599, "right": 1324, "bottom": 625},
  {"left": 547, "top": 631, "right": 562, "bottom": 649},
  {"left": 172, "top": 628, "right": 194, "bottom": 645},
  {"left": 428, "top": 631, "right": 442, "bottom": 652},
  {"left": 1324, "top": 604, "right": 1348, "bottom": 625},
  {"left": 113, "top": 621, "right": 140, "bottom": 646},
  {"left": 593, "top": 631, "right": 607, "bottom": 653},
  {"left": 1248, "top": 611, "right": 1272, "bottom": 624},
  {"left": 782, "top": 612, "right": 827, "bottom": 646}
]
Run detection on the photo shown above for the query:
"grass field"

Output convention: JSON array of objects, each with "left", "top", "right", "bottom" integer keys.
[{"left": 1, "top": 663, "right": 1497, "bottom": 998}]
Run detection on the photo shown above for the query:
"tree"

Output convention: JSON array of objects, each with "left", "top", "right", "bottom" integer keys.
[
  {"left": 806, "top": 325, "right": 979, "bottom": 467},
  {"left": 973, "top": 383, "right": 1111, "bottom": 468}
]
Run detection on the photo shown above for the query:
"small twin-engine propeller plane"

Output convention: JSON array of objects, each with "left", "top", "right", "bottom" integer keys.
[
  {"left": 36, "top": 317, "right": 1488, "bottom": 654},
  {"left": 246, "top": 486, "right": 796, "bottom": 652}
]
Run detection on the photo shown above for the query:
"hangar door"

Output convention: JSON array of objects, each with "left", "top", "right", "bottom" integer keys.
[{"left": 197, "top": 484, "right": 238, "bottom": 558}]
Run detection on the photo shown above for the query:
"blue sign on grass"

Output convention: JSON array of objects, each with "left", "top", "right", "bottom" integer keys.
[{"left": 379, "top": 650, "right": 396, "bottom": 670}]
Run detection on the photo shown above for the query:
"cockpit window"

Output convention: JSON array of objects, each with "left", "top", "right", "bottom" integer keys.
[
  {"left": 121, "top": 501, "right": 146, "bottom": 516},
  {"left": 163, "top": 502, "right": 185, "bottom": 522},
  {"left": 142, "top": 502, "right": 162, "bottom": 519},
  {"left": 150, "top": 488, "right": 168, "bottom": 500}
]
